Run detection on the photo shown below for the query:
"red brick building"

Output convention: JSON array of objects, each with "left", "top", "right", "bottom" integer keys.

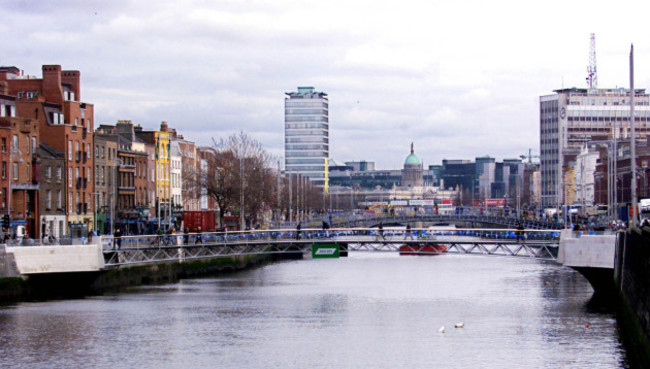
[{"left": 0, "top": 65, "right": 95, "bottom": 236}]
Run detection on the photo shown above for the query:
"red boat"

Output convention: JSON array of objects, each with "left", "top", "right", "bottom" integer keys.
[{"left": 399, "top": 243, "right": 448, "bottom": 255}]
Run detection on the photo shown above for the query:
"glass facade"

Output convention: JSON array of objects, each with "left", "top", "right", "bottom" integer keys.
[{"left": 284, "top": 86, "right": 329, "bottom": 188}]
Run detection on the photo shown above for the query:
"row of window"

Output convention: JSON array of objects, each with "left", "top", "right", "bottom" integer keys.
[
  {"left": 285, "top": 101, "right": 328, "bottom": 108},
  {"left": 68, "top": 140, "right": 91, "bottom": 161},
  {"left": 285, "top": 137, "right": 328, "bottom": 144},
  {"left": 285, "top": 144, "right": 328, "bottom": 151},
  {"left": 285, "top": 116, "right": 328, "bottom": 122},
  {"left": 285, "top": 123, "right": 328, "bottom": 130},
  {"left": 285, "top": 158, "right": 327, "bottom": 165},
  {"left": 285, "top": 129, "right": 327, "bottom": 136},
  {"left": 284, "top": 108, "right": 328, "bottom": 115},
  {"left": 285, "top": 150, "right": 328, "bottom": 157}
]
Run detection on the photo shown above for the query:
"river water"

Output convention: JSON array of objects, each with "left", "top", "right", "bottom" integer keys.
[{"left": 0, "top": 253, "right": 629, "bottom": 368}]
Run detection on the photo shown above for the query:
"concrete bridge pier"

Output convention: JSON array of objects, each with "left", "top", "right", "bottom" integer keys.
[{"left": 558, "top": 230, "right": 616, "bottom": 297}]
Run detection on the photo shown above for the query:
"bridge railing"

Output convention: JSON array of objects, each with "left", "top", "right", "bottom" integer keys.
[
  {"left": 333, "top": 214, "right": 564, "bottom": 230},
  {"left": 99, "top": 227, "right": 561, "bottom": 251}
]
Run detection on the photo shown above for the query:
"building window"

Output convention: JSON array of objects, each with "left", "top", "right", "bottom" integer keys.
[
  {"left": 69, "top": 192, "right": 72, "bottom": 212},
  {"left": 32, "top": 137, "right": 36, "bottom": 153},
  {"left": 69, "top": 168, "right": 72, "bottom": 188},
  {"left": 46, "top": 190, "right": 51, "bottom": 209},
  {"left": 57, "top": 167, "right": 62, "bottom": 182},
  {"left": 13, "top": 163, "right": 17, "bottom": 181},
  {"left": 46, "top": 166, "right": 51, "bottom": 181},
  {"left": 1, "top": 138, "right": 5, "bottom": 153},
  {"left": 1, "top": 162, "right": 5, "bottom": 180},
  {"left": 57, "top": 190, "right": 62, "bottom": 209},
  {"left": 12, "top": 135, "right": 17, "bottom": 152},
  {"left": 68, "top": 140, "right": 72, "bottom": 161},
  {"left": 87, "top": 144, "right": 90, "bottom": 159},
  {"left": 74, "top": 118, "right": 78, "bottom": 126}
]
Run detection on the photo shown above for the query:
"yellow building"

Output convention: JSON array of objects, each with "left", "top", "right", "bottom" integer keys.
[{"left": 135, "top": 122, "right": 174, "bottom": 221}]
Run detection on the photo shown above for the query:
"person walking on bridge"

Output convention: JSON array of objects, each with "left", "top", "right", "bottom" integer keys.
[
  {"left": 404, "top": 224, "right": 414, "bottom": 240},
  {"left": 296, "top": 222, "right": 302, "bottom": 240},
  {"left": 114, "top": 228, "right": 122, "bottom": 250},
  {"left": 516, "top": 222, "right": 525, "bottom": 243},
  {"left": 377, "top": 222, "right": 385, "bottom": 241}
]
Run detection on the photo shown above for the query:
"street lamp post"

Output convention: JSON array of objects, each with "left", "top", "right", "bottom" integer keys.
[
  {"left": 240, "top": 153, "right": 245, "bottom": 230},
  {"left": 630, "top": 44, "right": 639, "bottom": 226}
]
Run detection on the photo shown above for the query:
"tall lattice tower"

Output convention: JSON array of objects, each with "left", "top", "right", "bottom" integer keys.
[{"left": 586, "top": 33, "right": 598, "bottom": 88}]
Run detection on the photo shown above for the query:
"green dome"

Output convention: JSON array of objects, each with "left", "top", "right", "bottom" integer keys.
[
  {"left": 404, "top": 153, "right": 421, "bottom": 165},
  {"left": 404, "top": 142, "right": 421, "bottom": 165}
]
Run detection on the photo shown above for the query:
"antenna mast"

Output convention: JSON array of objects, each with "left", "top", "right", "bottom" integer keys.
[{"left": 586, "top": 33, "right": 598, "bottom": 88}]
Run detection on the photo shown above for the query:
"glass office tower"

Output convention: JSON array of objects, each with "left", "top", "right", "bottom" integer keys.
[{"left": 284, "top": 86, "right": 329, "bottom": 190}]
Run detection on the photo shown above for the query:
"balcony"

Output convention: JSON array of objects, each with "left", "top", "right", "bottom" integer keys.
[
  {"left": 76, "top": 177, "right": 82, "bottom": 189},
  {"left": 75, "top": 151, "right": 81, "bottom": 163},
  {"left": 82, "top": 130, "right": 87, "bottom": 140},
  {"left": 82, "top": 153, "right": 87, "bottom": 164}
]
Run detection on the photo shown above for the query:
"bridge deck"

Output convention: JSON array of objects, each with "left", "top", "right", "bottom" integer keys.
[{"left": 102, "top": 228, "right": 560, "bottom": 266}]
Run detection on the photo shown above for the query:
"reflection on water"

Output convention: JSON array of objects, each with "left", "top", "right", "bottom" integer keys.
[{"left": 0, "top": 254, "right": 628, "bottom": 368}]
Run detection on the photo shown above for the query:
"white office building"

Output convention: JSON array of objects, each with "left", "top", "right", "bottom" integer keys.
[{"left": 540, "top": 88, "right": 650, "bottom": 207}]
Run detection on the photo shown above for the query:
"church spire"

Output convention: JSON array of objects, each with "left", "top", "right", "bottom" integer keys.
[{"left": 410, "top": 142, "right": 414, "bottom": 154}]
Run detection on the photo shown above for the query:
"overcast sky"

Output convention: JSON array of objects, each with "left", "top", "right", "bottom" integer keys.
[{"left": 2, "top": 0, "right": 650, "bottom": 169}]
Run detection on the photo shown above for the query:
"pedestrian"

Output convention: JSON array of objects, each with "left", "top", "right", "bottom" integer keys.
[
  {"left": 184, "top": 228, "right": 189, "bottom": 244},
  {"left": 296, "top": 222, "right": 301, "bottom": 240},
  {"left": 405, "top": 223, "right": 413, "bottom": 240},
  {"left": 196, "top": 226, "right": 202, "bottom": 244},
  {"left": 114, "top": 228, "right": 122, "bottom": 249},
  {"left": 378, "top": 222, "right": 385, "bottom": 240},
  {"left": 516, "top": 222, "right": 524, "bottom": 242}
]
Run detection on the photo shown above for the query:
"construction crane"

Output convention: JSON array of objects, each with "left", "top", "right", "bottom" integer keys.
[
  {"left": 520, "top": 148, "right": 539, "bottom": 164},
  {"left": 586, "top": 33, "right": 598, "bottom": 89}
]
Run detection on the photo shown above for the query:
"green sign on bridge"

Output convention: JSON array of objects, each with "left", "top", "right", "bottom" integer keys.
[{"left": 312, "top": 243, "right": 340, "bottom": 258}]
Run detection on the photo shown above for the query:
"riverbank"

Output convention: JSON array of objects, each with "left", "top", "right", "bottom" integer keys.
[{"left": 0, "top": 253, "right": 299, "bottom": 304}]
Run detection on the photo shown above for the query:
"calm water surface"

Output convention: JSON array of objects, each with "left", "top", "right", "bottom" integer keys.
[{"left": 0, "top": 253, "right": 628, "bottom": 368}]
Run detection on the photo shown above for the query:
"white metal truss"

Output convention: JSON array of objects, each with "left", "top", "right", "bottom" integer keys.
[{"left": 102, "top": 229, "right": 560, "bottom": 267}]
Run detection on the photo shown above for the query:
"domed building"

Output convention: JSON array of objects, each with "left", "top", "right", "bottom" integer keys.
[{"left": 402, "top": 142, "right": 423, "bottom": 187}]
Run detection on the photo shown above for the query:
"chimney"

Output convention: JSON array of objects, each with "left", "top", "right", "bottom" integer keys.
[
  {"left": 41, "top": 65, "right": 64, "bottom": 105},
  {"left": 61, "top": 70, "right": 81, "bottom": 101}
]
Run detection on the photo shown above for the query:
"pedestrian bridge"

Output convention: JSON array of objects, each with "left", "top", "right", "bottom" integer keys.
[
  {"left": 334, "top": 214, "right": 563, "bottom": 230},
  {"left": 100, "top": 227, "right": 560, "bottom": 266},
  {"left": 1, "top": 226, "right": 620, "bottom": 297}
]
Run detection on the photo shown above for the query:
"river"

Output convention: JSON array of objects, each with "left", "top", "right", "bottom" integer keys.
[{"left": 0, "top": 253, "right": 629, "bottom": 368}]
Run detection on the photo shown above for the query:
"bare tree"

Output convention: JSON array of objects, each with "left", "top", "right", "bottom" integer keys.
[{"left": 199, "top": 132, "right": 275, "bottom": 228}]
